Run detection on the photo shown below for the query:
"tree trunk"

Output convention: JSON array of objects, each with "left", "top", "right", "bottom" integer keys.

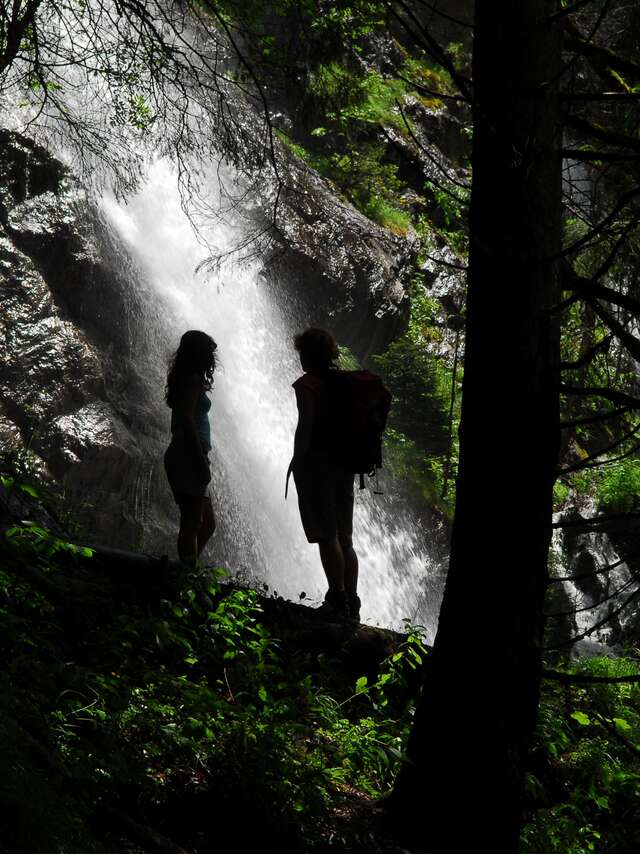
[{"left": 389, "top": 3, "right": 563, "bottom": 850}]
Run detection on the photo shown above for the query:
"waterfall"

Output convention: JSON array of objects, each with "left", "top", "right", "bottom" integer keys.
[{"left": 100, "top": 159, "right": 442, "bottom": 635}]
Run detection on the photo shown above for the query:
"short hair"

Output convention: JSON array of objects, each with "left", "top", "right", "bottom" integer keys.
[{"left": 294, "top": 328, "right": 339, "bottom": 370}]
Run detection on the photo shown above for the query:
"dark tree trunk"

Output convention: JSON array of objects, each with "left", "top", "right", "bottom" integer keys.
[{"left": 389, "top": 2, "right": 563, "bottom": 850}]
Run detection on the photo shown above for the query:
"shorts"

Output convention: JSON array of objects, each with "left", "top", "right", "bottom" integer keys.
[
  {"left": 164, "top": 436, "right": 211, "bottom": 505},
  {"left": 293, "top": 455, "right": 354, "bottom": 544}
]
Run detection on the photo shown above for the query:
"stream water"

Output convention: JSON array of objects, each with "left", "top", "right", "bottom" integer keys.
[{"left": 100, "top": 160, "right": 443, "bottom": 634}]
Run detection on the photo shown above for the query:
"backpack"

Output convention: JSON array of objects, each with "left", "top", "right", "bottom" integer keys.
[{"left": 326, "top": 370, "right": 392, "bottom": 488}]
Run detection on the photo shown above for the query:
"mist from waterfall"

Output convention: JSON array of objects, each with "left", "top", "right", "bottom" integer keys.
[{"left": 100, "top": 159, "right": 442, "bottom": 636}]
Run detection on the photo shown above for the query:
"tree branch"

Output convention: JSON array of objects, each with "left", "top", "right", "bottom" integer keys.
[
  {"left": 422, "top": 251, "right": 468, "bottom": 271},
  {"left": 560, "top": 404, "right": 633, "bottom": 428},
  {"left": 560, "top": 431, "right": 640, "bottom": 474},
  {"left": 548, "top": 0, "right": 598, "bottom": 23},
  {"left": 394, "top": 101, "right": 471, "bottom": 194},
  {"left": 598, "top": 713, "right": 640, "bottom": 757},
  {"left": 570, "top": 277, "right": 640, "bottom": 317},
  {"left": 564, "top": 114, "right": 640, "bottom": 152},
  {"left": 544, "top": 584, "right": 640, "bottom": 650},
  {"left": 548, "top": 554, "right": 629, "bottom": 583},
  {"left": 552, "top": 511, "right": 640, "bottom": 530},
  {"left": 411, "top": 0, "right": 473, "bottom": 29},
  {"left": 562, "top": 149, "right": 640, "bottom": 162},
  {"left": 560, "top": 92, "right": 640, "bottom": 102},
  {"left": 549, "top": 184, "right": 640, "bottom": 261},
  {"left": 563, "top": 24, "right": 640, "bottom": 85},
  {"left": 584, "top": 297, "right": 640, "bottom": 364},
  {"left": 559, "top": 384, "right": 640, "bottom": 408},
  {"left": 386, "top": 0, "right": 473, "bottom": 103},
  {"left": 545, "top": 573, "right": 638, "bottom": 618},
  {"left": 542, "top": 668, "right": 640, "bottom": 684},
  {"left": 559, "top": 334, "right": 612, "bottom": 371},
  {"left": 396, "top": 73, "right": 468, "bottom": 103}
]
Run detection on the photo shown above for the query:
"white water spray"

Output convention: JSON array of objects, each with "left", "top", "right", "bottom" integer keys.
[{"left": 101, "top": 160, "right": 442, "bottom": 634}]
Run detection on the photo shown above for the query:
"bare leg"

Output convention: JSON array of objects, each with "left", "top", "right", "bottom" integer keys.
[
  {"left": 197, "top": 496, "right": 216, "bottom": 555},
  {"left": 178, "top": 498, "right": 204, "bottom": 562},
  {"left": 339, "top": 534, "right": 358, "bottom": 596},
  {"left": 318, "top": 537, "right": 346, "bottom": 591}
]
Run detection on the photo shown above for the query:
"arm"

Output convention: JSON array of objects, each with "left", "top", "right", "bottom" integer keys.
[{"left": 291, "top": 385, "right": 315, "bottom": 470}]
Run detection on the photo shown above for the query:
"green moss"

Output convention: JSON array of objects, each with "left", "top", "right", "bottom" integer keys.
[
  {"left": 361, "top": 195, "right": 411, "bottom": 232},
  {"left": 553, "top": 480, "right": 570, "bottom": 510}
]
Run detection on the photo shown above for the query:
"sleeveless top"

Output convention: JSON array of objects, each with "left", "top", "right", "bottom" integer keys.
[{"left": 170, "top": 389, "right": 212, "bottom": 451}]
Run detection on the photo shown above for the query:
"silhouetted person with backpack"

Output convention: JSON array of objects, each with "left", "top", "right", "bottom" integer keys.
[{"left": 288, "top": 328, "right": 390, "bottom": 622}]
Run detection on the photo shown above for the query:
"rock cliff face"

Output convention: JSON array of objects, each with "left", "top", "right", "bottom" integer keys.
[
  {"left": 261, "top": 160, "right": 413, "bottom": 361},
  {"left": 0, "top": 129, "right": 416, "bottom": 549},
  {"left": 0, "top": 130, "right": 168, "bottom": 546}
]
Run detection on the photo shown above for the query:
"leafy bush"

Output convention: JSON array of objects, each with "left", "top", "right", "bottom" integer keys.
[
  {"left": 0, "top": 512, "right": 428, "bottom": 851},
  {"left": 596, "top": 457, "right": 640, "bottom": 513},
  {"left": 522, "top": 657, "right": 640, "bottom": 853}
]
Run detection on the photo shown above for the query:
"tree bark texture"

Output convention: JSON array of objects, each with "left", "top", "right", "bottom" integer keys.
[{"left": 390, "top": 3, "right": 563, "bottom": 851}]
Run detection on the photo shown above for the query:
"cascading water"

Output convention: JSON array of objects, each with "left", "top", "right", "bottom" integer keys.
[{"left": 100, "top": 160, "right": 443, "bottom": 635}]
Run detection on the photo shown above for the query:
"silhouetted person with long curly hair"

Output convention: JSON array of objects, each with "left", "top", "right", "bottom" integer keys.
[{"left": 164, "top": 330, "right": 217, "bottom": 565}]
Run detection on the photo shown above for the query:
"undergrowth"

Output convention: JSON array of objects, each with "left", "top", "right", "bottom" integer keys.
[
  {"left": 0, "top": 476, "right": 427, "bottom": 852},
  {"left": 2, "top": 470, "right": 638, "bottom": 852}
]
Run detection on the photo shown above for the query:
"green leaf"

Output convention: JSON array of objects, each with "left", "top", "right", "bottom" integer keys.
[
  {"left": 613, "top": 717, "right": 632, "bottom": 732},
  {"left": 355, "top": 676, "right": 368, "bottom": 694},
  {"left": 18, "top": 483, "right": 39, "bottom": 498},
  {"left": 571, "top": 710, "right": 591, "bottom": 726}
]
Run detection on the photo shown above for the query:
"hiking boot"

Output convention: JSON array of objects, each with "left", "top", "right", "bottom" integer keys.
[
  {"left": 316, "top": 588, "right": 349, "bottom": 621},
  {"left": 347, "top": 593, "right": 361, "bottom": 624}
]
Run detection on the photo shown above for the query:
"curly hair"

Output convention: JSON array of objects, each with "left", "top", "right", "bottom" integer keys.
[
  {"left": 165, "top": 330, "right": 217, "bottom": 408},
  {"left": 293, "top": 328, "right": 339, "bottom": 371}
]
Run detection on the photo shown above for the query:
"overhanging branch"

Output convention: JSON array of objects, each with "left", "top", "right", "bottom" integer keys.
[
  {"left": 543, "top": 668, "right": 640, "bottom": 684},
  {"left": 564, "top": 115, "right": 640, "bottom": 152},
  {"left": 559, "top": 334, "right": 612, "bottom": 371},
  {"left": 560, "top": 404, "right": 633, "bottom": 428},
  {"left": 560, "top": 384, "right": 640, "bottom": 408},
  {"left": 562, "top": 149, "right": 640, "bottom": 162}
]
